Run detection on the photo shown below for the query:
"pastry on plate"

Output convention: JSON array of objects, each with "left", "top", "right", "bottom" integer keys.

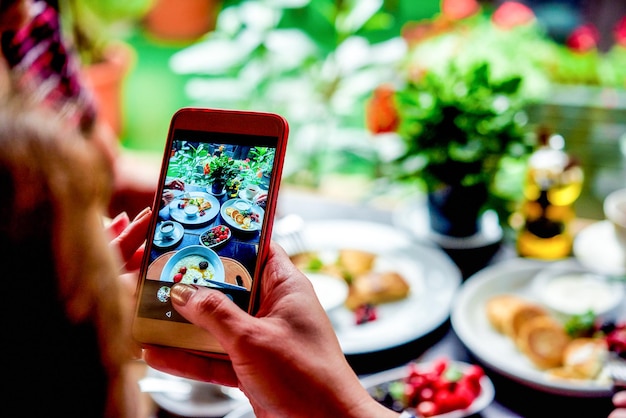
[
  {"left": 345, "top": 270, "right": 410, "bottom": 310},
  {"left": 337, "top": 249, "right": 376, "bottom": 279},
  {"left": 485, "top": 294, "right": 525, "bottom": 334},
  {"left": 516, "top": 315, "right": 571, "bottom": 370},
  {"left": 505, "top": 302, "right": 549, "bottom": 340}
]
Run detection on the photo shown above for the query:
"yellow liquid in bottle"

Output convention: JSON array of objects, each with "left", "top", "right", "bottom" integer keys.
[{"left": 517, "top": 149, "right": 583, "bottom": 259}]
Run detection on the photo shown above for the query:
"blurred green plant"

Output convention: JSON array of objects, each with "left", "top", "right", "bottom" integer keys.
[
  {"left": 170, "top": 0, "right": 427, "bottom": 186},
  {"left": 59, "top": 0, "right": 153, "bottom": 65}
]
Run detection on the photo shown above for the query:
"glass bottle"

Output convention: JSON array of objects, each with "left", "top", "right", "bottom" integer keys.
[{"left": 516, "top": 130, "right": 584, "bottom": 259}]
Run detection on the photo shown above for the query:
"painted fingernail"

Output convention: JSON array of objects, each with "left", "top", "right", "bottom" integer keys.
[
  {"left": 171, "top": 283, "right": 198, "bottom": 306},
  {"left": 133, "top": 207, "right": 152, "bottom": 221}
]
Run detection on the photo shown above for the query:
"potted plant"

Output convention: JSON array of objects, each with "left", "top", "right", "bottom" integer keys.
[
  {"left": 59, "top": 0, "right": 153, "bottom": 135},
  {"left": 204, "top": 152, "right": 237, "bottom": 194},
  {"left": 366, "top": 1, "right": 549, "bottom": 237}
]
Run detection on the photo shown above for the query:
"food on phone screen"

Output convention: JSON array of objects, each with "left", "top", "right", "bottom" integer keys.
[
  {"left": 170, "top": 255, "right": 217, "bottom": 285},
  {"left": 200, "top": 225, "right": 231, "bottom": 248}
]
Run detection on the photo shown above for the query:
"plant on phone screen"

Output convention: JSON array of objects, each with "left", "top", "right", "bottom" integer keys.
[
  {"left": 249, "top": 147, "right": 275, "bottom": 178},
  {"left": 167, "top": 142, "right": 211, "bottom": 185},
  {"left": 205, "top": 153, "right": 237, "bottom": 185}
]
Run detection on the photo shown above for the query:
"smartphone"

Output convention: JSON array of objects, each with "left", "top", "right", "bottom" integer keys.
[{"left": 132, "top": 108, "right": 289, "bottom": 357}]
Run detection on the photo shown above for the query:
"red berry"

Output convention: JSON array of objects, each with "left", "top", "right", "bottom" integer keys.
[
  {"left": 416, "top": 400, "right": 438, "bottom": 417},
  {"left": 179, "top": 266, "right": 187, "bottom": 274},
  {"left": 173, "top": 273, "right": 183, "bottom": 283}
]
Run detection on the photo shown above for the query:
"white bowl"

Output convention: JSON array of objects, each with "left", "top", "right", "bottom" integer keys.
[
  {"left": 304, "top": 272, "right": 348, "bottom": 312},
  {"left": 531, "top": 260, "right": 624, "bottom": 320},
  {"left": 160, "top": 245, "right": 225, "bottom": 285},
  {"left": 184, "top": 204, "right": 199, "bottom": 218}
]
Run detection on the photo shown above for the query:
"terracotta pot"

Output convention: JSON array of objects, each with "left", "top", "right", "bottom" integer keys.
[
  {"left": 144, "top": 0, "right": 221, "bottom": 42},
  {"left": 83, "top": 42, "right": 135, "bottom": 136}
]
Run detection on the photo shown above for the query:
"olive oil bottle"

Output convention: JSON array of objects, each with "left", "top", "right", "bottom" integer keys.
[{"left": 516, "top": 130, "right": 583, "bottom": 259}]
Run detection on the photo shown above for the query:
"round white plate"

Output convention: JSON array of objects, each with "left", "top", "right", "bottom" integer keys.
[
  {"left": 146, "top": 367, "right": 246, "bottom": 417},
  {"left": 393, "top": 196, "right": 503, "bottom": 250},
  {"left": 169, "top": 191, "right": 220, "bottom": 226},
  {"left": 280, "top": 220, "right": 461, "bottom": 355},
  {"left": 451, "top": 257, "right": 623, "bottom": 397},
  {"left": 220, "top": 198, "right": 265, "bottom": 232},
  {"left": 360, "top": 361, "right": 495, "bottom": 418},
  {"left": 573, "top": 220, "right": 626, "bottom": 276}
]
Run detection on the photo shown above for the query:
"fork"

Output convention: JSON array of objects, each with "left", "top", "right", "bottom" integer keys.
[
  {"left": 608, "top": 353, "right": 626, "bottom": 391},
  {"left": 273, "top": 214, "right": 307, "bottom": 255}
]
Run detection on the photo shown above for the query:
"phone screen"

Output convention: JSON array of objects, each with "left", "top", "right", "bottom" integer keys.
[{"left": 136, "top": 128, "right": 280, "bottom": 324}]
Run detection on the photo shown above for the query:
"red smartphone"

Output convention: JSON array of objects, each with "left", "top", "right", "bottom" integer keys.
[{"left": 132, "top": 108, "right": 289, "bottom": 357}]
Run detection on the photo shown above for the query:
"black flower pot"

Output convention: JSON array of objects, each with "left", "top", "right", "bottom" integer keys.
[
  {"left": 427, "top": 183, "right": 488, "bottom": 237},
  {"left": 211, "top": 181, "right": 225, "bottom": 195}
]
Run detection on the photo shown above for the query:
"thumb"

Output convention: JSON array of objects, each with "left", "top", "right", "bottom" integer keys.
[{"left": 170, "top": 284, "right": 251, "bottom": 347}]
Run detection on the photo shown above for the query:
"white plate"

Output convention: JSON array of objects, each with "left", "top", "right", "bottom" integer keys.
[
  {"left": 169, "top": 192, "right": 220, "bottom": 226},
  {"left": 146, "top": 367, "right": 246, "bottom": 417},
  {"left": 451, "top": 257, "right": 624, "bottom": 397},
  {"left": 360, "top": 361, "right": 495, "bottom": 418},
  {"left": 221, "top": 198, "right": 265, "bottom": 232},
  {"left": 573, "top": 220, "right": 626, "bottom": 276},
  {"left": 280, "top": 220, "right": 461, "bottom": 355},
  {"left": 393, "top": 196, "right": 503, "bottom": 249}
]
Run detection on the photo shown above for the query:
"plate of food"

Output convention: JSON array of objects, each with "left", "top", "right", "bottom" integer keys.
[
  {"left": 160, "top": 245, "right": 226, "bottom": 286},
  {"left": 279, "top": 220, "right": 461, "bottom": 355},
  {"left": 223, "top": 358, "right": 493, "bottom": 418},
  {"left": 169, "top": 192, "right": 220, "bottom": 227},
  {"left": 199, "top": 225, "right": 232, "bottom": 249},
  {"left": 221, "top": 198, "right": 264, "bottom": 232},
  {"left": 363, "top": 358, "right": 494, "bottom": 417},
  {"left": 451, "top": 257, "right": 626, "bottom": 397}
]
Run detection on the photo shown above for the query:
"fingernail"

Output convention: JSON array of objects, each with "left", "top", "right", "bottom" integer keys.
[
  {"left": 171, "top": 284, "right": 198, "bottom": 306},
  {"left": 133, "top": 207, "right": 152, "bottom": 221}
]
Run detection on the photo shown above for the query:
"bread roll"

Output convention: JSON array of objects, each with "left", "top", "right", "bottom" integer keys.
[
  {"left": 345, "top": 271, "right": 410, "bottom": 310},
  {"left": 516, "top": 316, "right": 570, "bottom": 370}
]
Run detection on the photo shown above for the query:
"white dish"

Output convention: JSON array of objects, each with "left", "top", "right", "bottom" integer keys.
[
  {"left": 451, "top": 257, "right": 624, "bottom": 397},
  {"left": 360, "top": 361, "right": 495, "bottom": 418},
  {"left": 305, "top": 272, "right": 349, "bottom": 312},
  {"left": 221, "top": 198, "right": 265, "bottom": 232},
  {"left": 573, "top": 220, "right": 626, "bottom": 276},
  {"left": 530, "top": 259, "right": 624, "bottom": 320},
  {"left": 153, "top": 221, "right": 184, "bottom": 249},
  {"left": 169, "top": 191, "right": 220, "bottom": 226},
  {"left": 146, "top": 367, "right": 246, "bottom": 417},
  {"left": 393, "top": 196, "right": 503, "bottom": 250},
  {"left": 280, "top": 220, "right": 461, "bottom": 355},
  {"left": 160, "top": 245, "right": 225, "bottom": 285}
]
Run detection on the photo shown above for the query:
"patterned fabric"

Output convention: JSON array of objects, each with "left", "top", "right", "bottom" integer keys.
[{"left": 0, "top": 0, "right": 97, "bottom": 134}]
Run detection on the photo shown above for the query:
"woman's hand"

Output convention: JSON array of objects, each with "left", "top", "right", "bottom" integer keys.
[
  {"left": 144, "top": 242, "right": 397, "bottom": 418},
  {"left": 610, "top": 390, "right": 626, "bottom": 418},
  {"left": 107, "top": 207, "right": 152, "bottom": 295}
]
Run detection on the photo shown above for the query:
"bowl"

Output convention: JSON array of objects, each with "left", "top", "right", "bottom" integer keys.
[
  {"left": 160, "top": 245, "right": 225, "bottom": 285},
  {"left": 304, "top": 272, "right": 348, "bottom": 312},
  {"left": 199, "top": 225, "right": 232, "bottom": 249},
  {"left": 531, "top": 260, "right": 624, "bottom": 320},
  {"left": 184, "top": 204, "right": 199, "bottom": 218}
]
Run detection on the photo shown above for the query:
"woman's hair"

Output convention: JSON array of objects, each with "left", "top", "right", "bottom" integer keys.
[{"left": 0, "top": 97, "right": 134, "bottom": 417}]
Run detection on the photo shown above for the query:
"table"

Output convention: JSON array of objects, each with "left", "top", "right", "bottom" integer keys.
[{"left": 146, "top": 187, "right": 618, "bottom": 418}]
